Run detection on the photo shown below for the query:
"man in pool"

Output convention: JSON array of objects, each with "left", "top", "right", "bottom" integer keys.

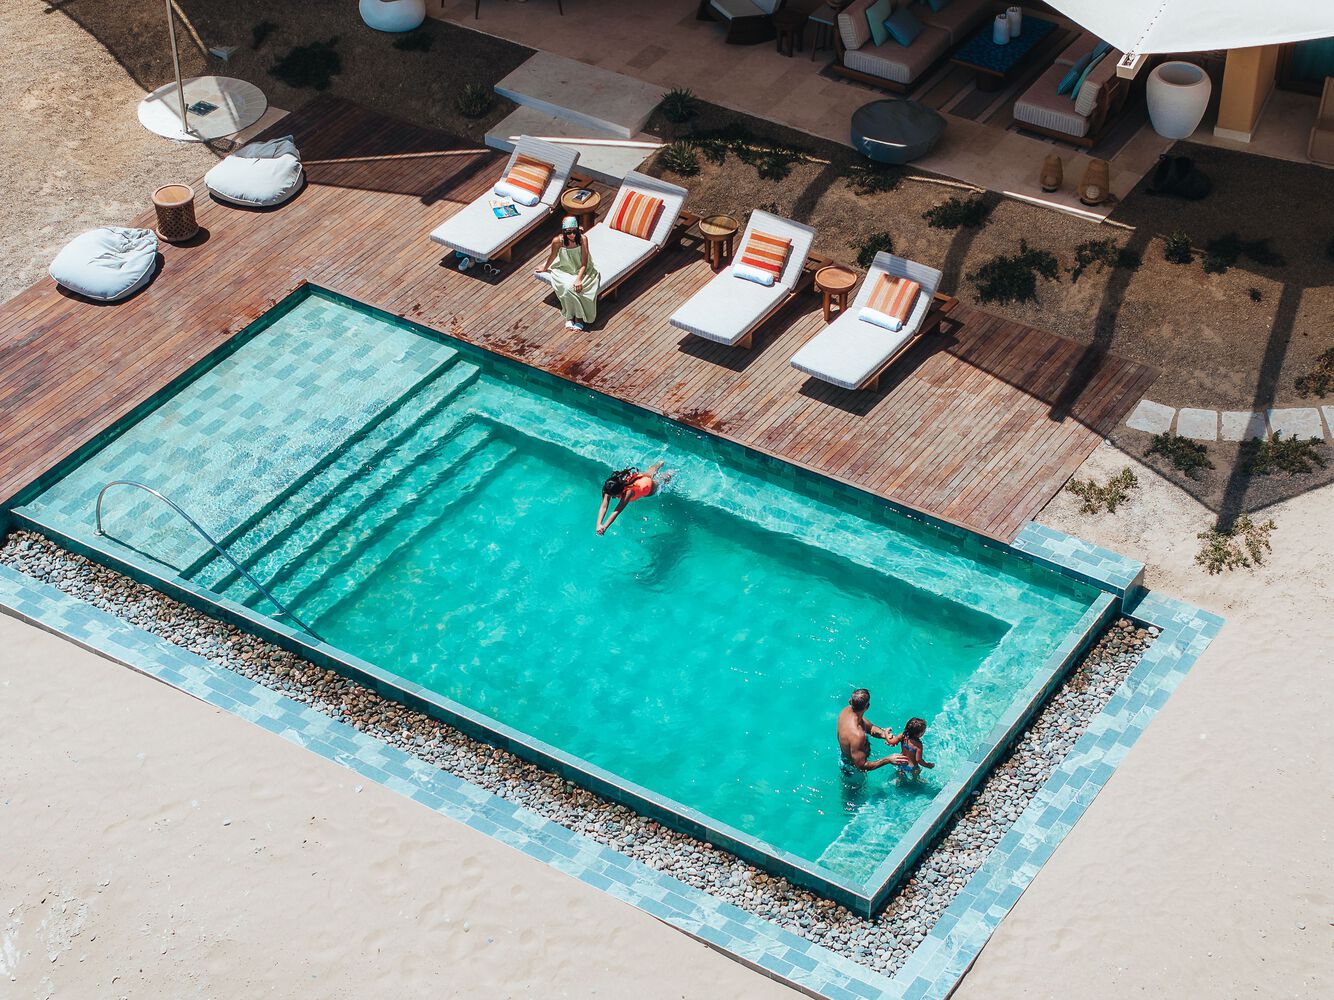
[{"left": 837, "top": 688, "right": 909, "bottom": 773}]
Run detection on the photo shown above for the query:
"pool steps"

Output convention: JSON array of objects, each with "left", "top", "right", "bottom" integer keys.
[{"left": 197, "top": 357, "right": 482, "bottom": 597}]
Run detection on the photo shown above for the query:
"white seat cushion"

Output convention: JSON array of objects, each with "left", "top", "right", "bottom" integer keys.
[
  {"left": 204, "top": 136, "right": 303, "bottom": 207},
  {"left": 669, "top": 270, "right": 786, "bottom": 346},
  {"left": 790, "top": 311, "right": 915, "bottom": 390},
  {"left": 584, "top": 225, "right": 655, "bottom": 288},
  {"left": 49, "top": 227, "right": 158, "bottom": 302},
  {"left": 429, "top": 196, "right": 549, "bottom": 261}
]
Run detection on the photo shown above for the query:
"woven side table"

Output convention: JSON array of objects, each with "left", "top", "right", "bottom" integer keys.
[{"left": 152, "top": 184, "right": 199, "bottom": 243}]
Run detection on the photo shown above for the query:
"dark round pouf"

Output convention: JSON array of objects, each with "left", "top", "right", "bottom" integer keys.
[{"left": 850, "top": 99, "right": 946, "bottom": 164}]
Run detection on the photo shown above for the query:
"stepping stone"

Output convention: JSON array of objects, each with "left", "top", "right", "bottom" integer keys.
[
  {"left": 1322, "top": 406, "right": 1334, "bottom": 437},
  {"left": 495, "top": 52, "right": 664, "bottom": 138},
  {"left": 1125, "top": 399, "right": 1174, "bottom": 434},
  {"left": 1220, "top": 411, "right": 1267, "bottom": 441},
  {"left": 1175, "top": 408, "right": 1217, "bottom": 441},
  {"left": 1268, "top": 407, "right": 1324, "bottom": 440}
]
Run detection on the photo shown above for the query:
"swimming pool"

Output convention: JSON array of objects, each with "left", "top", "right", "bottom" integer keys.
[{"left": 13, "top": 286, "right": 1111, "bottom": 913}]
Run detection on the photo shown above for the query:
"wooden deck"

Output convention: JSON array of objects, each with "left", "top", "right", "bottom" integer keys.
[{"left": 0, "top": 97, "right": 1153, "bottom": 541}]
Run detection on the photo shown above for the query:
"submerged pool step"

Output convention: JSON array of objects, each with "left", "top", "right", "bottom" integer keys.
[
  {"left": 221, "top": 421, "right": 500, "bottom": 612},
  {"left": 197, "top": 359, "right": 482, "bottom": 596},
  {"left": 296, "top": 438, "right": 517, "bottom": 625}
]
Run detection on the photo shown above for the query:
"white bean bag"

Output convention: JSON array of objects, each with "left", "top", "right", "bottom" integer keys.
[
  {"left": 204, "top": 136, "right": 304, "bottom": 207},
  {"left": 49, "top": 227, "right": 159, "bottom": 302},
  {"left": 359, "top": 0, "right": 427, "bottom": 32}
]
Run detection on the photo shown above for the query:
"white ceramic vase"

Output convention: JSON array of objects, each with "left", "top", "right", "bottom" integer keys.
[
  {"left": 992, "top": 14, "right": 1010, "bottom": 45},
  {"left": 1006, "top": 7, "right": 1023, "bottom": 37},
  {"left": 1146, "top": 61, "right": 1212, "bottom": 139},
  {"left": 359, "top": 0, "right": 427, "bottom": 33}
]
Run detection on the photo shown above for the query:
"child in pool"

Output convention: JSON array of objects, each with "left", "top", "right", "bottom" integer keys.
[{"left": 886, "top": 717, "right": 934, "bottom": 778}]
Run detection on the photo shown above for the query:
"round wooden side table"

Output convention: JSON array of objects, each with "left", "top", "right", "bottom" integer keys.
[
  {"left": 559, "top": 187, "right": 601, "bottom": 231},
  {"left": 774, "top": 8, "right": 806, "bottom": 56},
  {"left": 815, "top": 265, "right": 858, "bottom": 322},
  {"left": 699, "top": 214, "right": 740, "bottom": 272},
  {"left": 152, "top": 184, "right": 199, "bottom": 243}
]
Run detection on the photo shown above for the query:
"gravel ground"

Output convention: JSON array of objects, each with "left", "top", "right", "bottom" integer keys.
[{"left": 1, "top": 529, "right": 1158, "bottom": 977}]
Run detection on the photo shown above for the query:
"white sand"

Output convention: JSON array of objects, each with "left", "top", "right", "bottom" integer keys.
[
  {"left": 0, "top": 616, "right": 792, "bottom": 998},
  {"left": 956, "top": 444, "right": 1334, "bottom": 999}
]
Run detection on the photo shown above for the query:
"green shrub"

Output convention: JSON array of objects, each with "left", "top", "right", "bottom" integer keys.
[
  {"left": 1248, "top": 287, "right": 1263, "bottom": 302},
  {"left": 660, "top": 141, "right": 700, "bottom": 177},
  {"left": 967, "top": 240, "right": 1059, "bottom": 304},
  {"left": 853, "top": 232, "right": 895, "bottom": 269},
  {"left": 455, "top": 83, "right": 493, "bottom": 119},
  {"left": 658, "top": 88, "right": 698, "bottom": 125},
  {"left": 1240, "top": 433, "right": 1328, "bottom": 476},
  {"left": 922, "top": 195, "right": 992, "bottom": 230},
  {"left": 251, "top": 20, "right": 277, "bottom": 50},
  {"left": 1196, "top": 514, "right": 1276, "bottom": 574},
  {"left": 1069, "top": 239, "right": 1141, "bottom": 283},
  {"left": 844, "top": 160, "right": 903, "bottom": 195},
  {"left": 687, "top": 123, "right": 808, "bottom": 179},
  {"left": 1294, "top": 347, "right": 1334, "bottom": 397},
  {"left": 1201, "top": 232, "right": 1288, "bottom": 273},
  {"left": 269, "top": 38, "right": 342, "bottom": 90},
  {"left": 1163, "top": 229, "right": 1193, "bottom": 264},
  {"left": 1144, "top": 431, "right": 1214, "bottom": 479},
  {"left": 1065, "top": 468, "right": 1139, "bottom": 514},
  {"left": 393, "top": 31, "right": 434, "bottom": 52}
]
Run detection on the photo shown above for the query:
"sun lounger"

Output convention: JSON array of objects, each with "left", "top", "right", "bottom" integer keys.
[
  {"left": 533, "top": 171, "right": 689, "bottom": 303},
  {"left": 789, "top": 252, "right": 944, "bottom": 391},
  {"left": 429, "top": 136, "right": 578, "bottom": 263},
  {"left": 669, "top": 210, "right": 817, "bottom": 349}
]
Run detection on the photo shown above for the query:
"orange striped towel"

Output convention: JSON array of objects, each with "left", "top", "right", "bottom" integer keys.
[
  {"left": 865, "top": 275, "right": 921, "bottom": 327},
  {"left": 738, "top": 231, "right": 792, "bottom": 278},
  {"left": 503, "top": 155, "right": 553, "bottom": 201},
  {"left": 609, "top": 191, "right": 664, "bottom": 240}
]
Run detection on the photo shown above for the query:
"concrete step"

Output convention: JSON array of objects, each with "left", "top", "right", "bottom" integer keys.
[
  {"left": 494, "top": 52, "right": 663, "bottom": 139},
  {"left": 484, "top": 106, "right": 662, "bottom": 185}
]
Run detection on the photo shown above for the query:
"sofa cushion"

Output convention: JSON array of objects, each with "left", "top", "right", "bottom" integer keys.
[
  {"left": 865, "top": 0, "right": 893, "bottom": 47},
  {"left": 1013, "top": 64, "right": 1092, "bottom": 138},
  {"left": 49, "top": 227, "right": 158, "bottom": 302},
  {"left": 1054, "top": 32, "right": 1099, "bottom": 67},
  {"left": 884, "top": 6, "right": 924, "bottom": 47},
  {"left": 843, "top": 24, "right": 950, "bottom": 85},
  {"left": 204, "top": 136, "right": 303, "bottom": 207},
  {"left": 838, "top": 0, "right": 876, "bottom": 50},
  {"left": 1075, "top": 48, "right": 1121, "bottom": 116},
  {"left": 914, "top": 0, "right": 991, "bottom": 45}
]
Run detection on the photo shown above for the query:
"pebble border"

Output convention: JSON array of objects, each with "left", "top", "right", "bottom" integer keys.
[{"left": 0, "top": 532, "right": 1222, "bottom": 999}]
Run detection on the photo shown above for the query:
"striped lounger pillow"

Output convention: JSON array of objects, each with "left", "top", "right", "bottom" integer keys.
[
  {"left": 494, "top": 155, "right": 553, "bottom": 207},
  {"left": 733, "top": 231, "right": 792, "bottom": 286},
  {"left": 608, "top": 191, "right": 664, "bottom": 240},
  {"left": 860, "top": 275, "right": 921, "bottom": 332}
]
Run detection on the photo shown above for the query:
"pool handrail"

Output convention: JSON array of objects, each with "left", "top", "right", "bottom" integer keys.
[{"left": 93, "top": 480, "right": 325, "bottom": 642}]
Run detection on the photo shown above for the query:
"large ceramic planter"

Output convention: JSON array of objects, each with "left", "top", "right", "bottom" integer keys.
[
  {"left": 1146, "top": 61, "right": 1211, "bottom": 139},
  {"left": 359, "top": 0, "right": 427, "bottom": 33}
]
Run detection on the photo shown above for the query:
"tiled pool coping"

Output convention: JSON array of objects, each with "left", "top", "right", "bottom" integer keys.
[
  {"left": 0, "top": 553, "right": 1221, "bottom": 1000},
  {"left": 4, "top": 284, "right": 1123, "bottom": 917}
]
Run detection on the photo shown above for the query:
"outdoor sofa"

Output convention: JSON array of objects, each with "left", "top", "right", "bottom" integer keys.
[
  {"left": 669, "top": 209, "right": 816, "bottom": 350},
  {"left": 430, "top": 136, "right": 579, "bottom": 264},
  {"left": 833, "top": 0, "right": 995, "bottom": 92},
  {"left": 789, "top": 251, "right": 945, "bottom": 391},
  {"left": 1011, "top": 35, "right": 1129, "bottom": 146},
  {"left": 534, "top": 171, "right": 690, "bottom": 303}
]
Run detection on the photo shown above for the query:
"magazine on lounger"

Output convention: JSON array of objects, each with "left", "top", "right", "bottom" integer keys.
[{"left": 489, "top": 199, "right": 519, "bottom": 220}]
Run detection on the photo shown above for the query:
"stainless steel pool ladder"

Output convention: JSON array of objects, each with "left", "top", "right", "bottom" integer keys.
[{"left": 94, "top": 481, "right": 324, "bottom": 642}]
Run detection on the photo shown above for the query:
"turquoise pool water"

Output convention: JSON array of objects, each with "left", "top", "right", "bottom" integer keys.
[{"left": 21, "top": 289, "right": 1099, "bottom": 884}]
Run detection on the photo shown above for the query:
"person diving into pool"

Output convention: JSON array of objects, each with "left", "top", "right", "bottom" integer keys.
[
  {"left": 596, "top": 461, "right": 671, "bottom": 535},
  {"left": 837, "top": 688, "right": 911, "bottom": 774}
]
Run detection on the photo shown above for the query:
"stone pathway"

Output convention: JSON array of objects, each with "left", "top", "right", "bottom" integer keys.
[{"left": 1125, "top": 399, "right": 1334, "bottom": 442}]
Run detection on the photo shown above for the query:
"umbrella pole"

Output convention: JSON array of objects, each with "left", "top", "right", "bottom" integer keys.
[{"left": 165, "top": 0, "right": 191, "bottom": 134}]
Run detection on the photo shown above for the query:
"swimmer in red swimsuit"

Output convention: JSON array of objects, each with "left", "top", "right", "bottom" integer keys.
[{"left": 596, "top": 462, "right": 669, "bottom": 535}]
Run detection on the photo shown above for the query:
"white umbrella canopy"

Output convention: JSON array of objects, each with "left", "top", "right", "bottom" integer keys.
[{"left": 1044, "top": 0, "right": 1334, "bottom": 54}]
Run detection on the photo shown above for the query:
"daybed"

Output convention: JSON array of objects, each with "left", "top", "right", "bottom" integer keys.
[
  {"left": 1012, "top": 35, "right": 1129, "bottom": 147},
  {"left": 49, "top": 227, "right": 159, "bottom": 303},
  {"left": 833, "top": 0, "right": 995, "bottom": 92},
  {"left": 669, "top": 209, "right": 816, "bottom": 349}
]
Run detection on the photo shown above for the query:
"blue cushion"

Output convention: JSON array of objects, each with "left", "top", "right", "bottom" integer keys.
[
  {"left": 865, "top": 0, "right": 893, "bottom": 46},
  {"left": 1057, "top": 53, "right": 1092, "bottom": 95},
  {"left": 1070, "top": 47, "right": 1109, "bottom": 102},
  {"left": 922, "top": 0, "right": 951, "bottom": 11},
  {"left": 49, "top": 227, "right": 158, "bottom": 302},
  {"left": 884, "top": 6, "right": 924, "bottom": 47}
]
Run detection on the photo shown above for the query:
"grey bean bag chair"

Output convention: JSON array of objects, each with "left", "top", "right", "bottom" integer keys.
[
  {"left": 204, "top": 135, "right": 304, "bottom": 207},
  {"left": 49, "top": 226, "right": 159, "bottom": 302}
]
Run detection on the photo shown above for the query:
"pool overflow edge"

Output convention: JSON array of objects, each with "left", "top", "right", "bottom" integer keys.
[{"left": 5, "top": 285, "right": 1153, "bottom": 918}]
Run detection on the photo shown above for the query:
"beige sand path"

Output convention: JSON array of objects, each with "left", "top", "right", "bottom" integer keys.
[{"left": 0, "top": 615, "right": 794, "bottom": 998}]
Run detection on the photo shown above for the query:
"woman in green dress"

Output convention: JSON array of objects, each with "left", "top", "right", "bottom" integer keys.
[{"left": 536, "top": 216, "right": 600, "bottom": 331}]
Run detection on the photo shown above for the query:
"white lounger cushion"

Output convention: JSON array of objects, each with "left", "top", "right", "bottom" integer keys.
[
  {"left": 583, "top": 225, "right": 655, "bottom": 288},
  {"left": 204, "top": 136, "right": 303, "bottom": 207},
  {"left": 790, "top": 251, "right": 942, "bottom": 389},
  {"left": 670, "top": 273, "right": 786, "bottom": 345},
  {"left": 430, "top": 136, "right": 579, "bottom": 260},
  {"left": 49, "top": 226, "right": 158, "bottom": 302}
]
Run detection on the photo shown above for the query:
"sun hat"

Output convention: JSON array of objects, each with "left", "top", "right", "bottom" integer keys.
[{"left": 561, "top": 215, "right": 579, "bottom": 231}]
